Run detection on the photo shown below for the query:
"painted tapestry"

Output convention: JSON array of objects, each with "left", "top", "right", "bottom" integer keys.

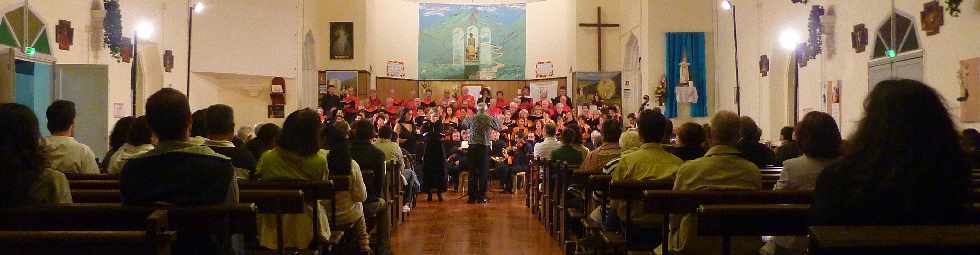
[{"left": 419, "top": 3, "right": 526, "bottom": 80}]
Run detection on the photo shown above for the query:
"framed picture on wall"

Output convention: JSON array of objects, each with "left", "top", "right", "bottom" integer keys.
[
  {"left": 325, "top": 71, "right": 359, "bottom": 95},
  {"left": 330, "top": 22, "right": 354, "bottom": 59}
]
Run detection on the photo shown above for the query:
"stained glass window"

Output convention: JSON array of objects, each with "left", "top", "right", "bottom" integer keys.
[
  {"left": 0, "top": 5, "right": 52, "bottom": 55},
  {"left": 873, "top": 13, "right": 920, "bottom": 59}
]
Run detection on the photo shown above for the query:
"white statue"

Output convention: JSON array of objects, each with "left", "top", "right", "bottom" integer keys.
[{"left": 679, "top": 53, "right": 691, "bottom": 85}]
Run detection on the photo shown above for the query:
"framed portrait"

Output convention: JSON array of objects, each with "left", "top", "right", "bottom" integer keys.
[{"left": 330, "top": 22, "right": 354, "bottom": 59}]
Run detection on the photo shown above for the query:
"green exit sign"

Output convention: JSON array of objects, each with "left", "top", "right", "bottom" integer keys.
[
  {"left": 886, "top": 49, "right": 897, "bottom": 58},
  {"left": 24, "top": 47, "right": 35, "bottom": 55}
]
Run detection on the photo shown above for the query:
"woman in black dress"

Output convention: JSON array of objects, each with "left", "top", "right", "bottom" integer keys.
[{"left": 420, "top": 116, "right": 447, "bottom": 201}]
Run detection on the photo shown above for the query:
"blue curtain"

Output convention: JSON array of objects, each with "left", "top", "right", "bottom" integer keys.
[{"left": 665, "top": 32, "right": 708, "bottom": 118}]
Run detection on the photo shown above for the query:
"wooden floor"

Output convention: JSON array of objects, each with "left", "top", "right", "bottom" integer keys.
[{"left": 392, "top": 190, "right": 564, "bottom": 255}]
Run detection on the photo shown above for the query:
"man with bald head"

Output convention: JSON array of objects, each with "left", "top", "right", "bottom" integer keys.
[{"left": 661, "top": 110, "right": 762, "bottom": 255}]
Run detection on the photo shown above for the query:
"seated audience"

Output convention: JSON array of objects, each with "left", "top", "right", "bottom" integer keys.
[
  {"left": 814, "top": 79, "right": 971, "bottom": 226},
  {"left": 0, "top": 103, "right": 72, "bottom": 207},
  {"left": 670, "top": 122, "right": 707, "bottom": 161},
  {"left": 773, "top": 126, "right": 802, "bottom": 166},
  {"left": 533, "top": 123, "right": 561, "bottom": 160},
  {"left": 350, "top": 119, "right": 392, "bottom": 255},
  {"left": 119, "top": 88, "right": 239, "bottom": 254},
  {"left": 43, "top": 100, "right": 100, "bottom": 174},
  {"left": 611, "top": 110, "right": 683, "bottom": 245},
  {"left": 550, "top": 126, "right": 588, "bottom": 166},
  {"left": 580, "top": 119, "right": 623, "bottom": 174},
  {"left": 323, "top": 122, "right": 372, "bottom": 254},
  {"left": 766, "top": 112, "right": 841, "bottom": 255},
  {"left": 374, "top": 126, "right": 405, "bottom": 163},
  {"left": 254, "top": 109, "right": 334, "bottom": 250},
  {"left": 107, "top": 116, "right": 154, "bottom": 175},
  {"left": 600, "top": 129, "right": 643, "bottom": 175},
  {"left": 247, "top": 123, "right": 280, "bottom": 160},
  {"left": 736, "top": 116, "right": 774, "bottom": 168},
  {"left": 237, "top": 125, "right": 254, "bottom": 144},
  {"left": 102, "top": 116, "right": 135, "bottom": 171},
  {"left": 665, "top": 110, "right": 762, "bottom": 255},
  {"left": 203, "top": 104, "right": 257, "bottom": 178}
]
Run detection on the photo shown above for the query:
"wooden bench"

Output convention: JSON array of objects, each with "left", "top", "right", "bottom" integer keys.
[
  {"left": 643, "top": 190, "right": 812, "bottom": 255},
  {"left": 600, "top": 180, "right": 674, "bottom": 253},
  {"left": 0, "top": 207, "right": 173, "bottom": 254},
  {"left": 808, "top": 225, "right": 980, "bottom": 255}
]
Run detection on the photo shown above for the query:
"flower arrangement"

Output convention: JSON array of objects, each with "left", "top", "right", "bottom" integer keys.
[{"left": 103, "top": 0, "right": 124, "bottom": 61}]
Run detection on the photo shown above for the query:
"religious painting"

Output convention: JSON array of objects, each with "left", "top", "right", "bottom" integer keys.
[
  {"left": 163, "top": 50, "right": 174, "bottom": 72},
  {"left": 960, "top": 57, "right": 980, "bottom": 122},
  {"left": 120, "top": 37, "right": 133, "bottom": 63},
  {"left": 330, "top": 22, "right": 353, "bottom": 59},
  {"left": 56, "top": 20, "right": 73, "bottom": 51},
  {"left": 573, "top": 72, "right": 622, "bottom": 108},
  {"left": 759, "top": 55, "right": 770, "bottom": 77},
  {"left": 325, "top": 71, "right": 358, "bottom": 95},
  {"left": 921, "top": 1, "right": 944, "bottom": 36},
  {"left": 851, "top": 24, "right": 868, "bottom": 53},
  {"left": 419, "top": 3, "right": 526, "bottom": 80}
]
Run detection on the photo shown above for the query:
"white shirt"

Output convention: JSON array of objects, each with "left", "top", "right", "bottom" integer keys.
[
  {"left": 533, "top": 137, "right": 562, "bottom": 160},
  {"left": 107, "top": 143, "right": 155, "bottom": 175},
  {"left": 771, "top": 155, "right": 834, "bottom": 251},
  {"left": 43, "top": 136, "right": 100, "bottom": 174}
]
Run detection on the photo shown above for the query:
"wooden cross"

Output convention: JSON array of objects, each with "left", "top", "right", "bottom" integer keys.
[{"left": 579, "top": 7, "right": 620, "bottom": 71}]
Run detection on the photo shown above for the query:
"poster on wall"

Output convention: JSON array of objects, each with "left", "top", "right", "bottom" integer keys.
[
  {"left": 825, "top": 80, "right": 842, "bottom": 124},
  {"left": 462, "top": 85, "right": 483, "bottom": 99},
  {"left": 529, "top": 80, "right": 558, "bottom": 101},
  {"left": 330, "top": 22, "right": 354, "bottom": 59},
  {"left": 386, "top": 61, "right": 405, "bottom": 78},
  {"left": 325, "top": 71, "right": 358, "bottom": 94},
  {"left": 573, "top": 72, "right": 622, "bottom": 107},
  {"left": 419, "top": 3, "right": 526, "bottom": 80}
]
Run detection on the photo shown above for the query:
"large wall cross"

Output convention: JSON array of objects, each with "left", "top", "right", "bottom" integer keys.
[{"left": 578, "top": 7, "right": 620, "bottom": 71}]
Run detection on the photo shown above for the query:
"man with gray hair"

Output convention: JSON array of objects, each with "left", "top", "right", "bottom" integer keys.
[
  {"left": 661, "top": 110, "right": 762, "bottom": 255},
  {"left": 462, "top": 103, "right": 501, "bottom": 203}
]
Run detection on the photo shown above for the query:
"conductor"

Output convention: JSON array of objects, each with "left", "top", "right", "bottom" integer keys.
[{"left": 463, "top": 103, "right": 501, "bottom": 203}]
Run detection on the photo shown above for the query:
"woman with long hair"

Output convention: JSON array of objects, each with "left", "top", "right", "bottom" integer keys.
[
  {"left": 0, "top": 103, "right": 71, "bottom": 207},
  {"left": 322, "top": 122, "right": 372, "bottom": 254},
  {"left": 254, "top": 109, "right": 334, "bottom": 251},
  {"left": 107, "top": 116, "right": 155, "bottom": 175},
  {"left": 813, "top": 79, "right": 971, "bottom": 225},
  {"left": 421, "top": 116, "right": 448, "bottom": 202},
  {"left": 103, "top": 116, "right": 135, "bottom": 171}
]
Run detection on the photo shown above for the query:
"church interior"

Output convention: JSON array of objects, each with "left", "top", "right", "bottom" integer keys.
[{"left": 2, "top": 0, "right": 980, "bottom": 254}]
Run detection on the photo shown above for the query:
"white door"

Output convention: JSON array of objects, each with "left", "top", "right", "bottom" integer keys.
[
  {"left": 893, "top": 57, "right": 924, "bottom": 81},
  {"left": 55, "top": 64, "right": 110, "bottom": 159},
  {"left": 868, "top": 63, "right": 893, "bottom": 90}
]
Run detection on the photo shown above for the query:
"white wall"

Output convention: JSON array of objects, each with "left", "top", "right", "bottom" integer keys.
[{"left": 717, "top": 0, "right": 980, "bottom": 142}]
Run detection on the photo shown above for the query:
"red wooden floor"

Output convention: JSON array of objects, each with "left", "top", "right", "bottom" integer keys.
[{"left": 392, "top": 190, "right": 564, "bottom": 255}]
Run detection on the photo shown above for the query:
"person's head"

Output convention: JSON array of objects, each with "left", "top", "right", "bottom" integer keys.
[
  {"left": 255, "top": 123, "right": 280, "bottom": 147},
  {"left": 780, "top": 127, "right": 795, "bottom": 142},
  {"left": 558, "top": 87, "right": 567, "bottom": 96},
  {"left": 496, "top": 91, "right": 504, "bottom": 98},
  {"left": 590, "top": 130, "right": 602, "bottom": 144},
  {"left": 190, "top": 109, "right": 208, "bottom": 138},
  {"left": 544, "top": 123, "right": 557, "bottom": 138},
  {"left": 845, "top": 79, "right": 965, "bottom": 175},
  {"left": 709, "top": 111, "right": 741, "bottom": 146},
  {"left": 237, "top": 126, "right": 254, "bottom": 143},
  {"left": 323, "top": 124, "right": 352, "bottom": 175},
  {"left": 0, "top": 103, "right": 47, "bottom": 208},
  {"left": 559, "top": 126, "right": 581, "bottom": 145},
  {"left": 146, "top": 88, "right": 192, "bottom": 141},
  {"left": 327, "top": 85, "right": 337, "bottom": 95},
  {"left": 636, "top": 109, "right": 668, "bottom": 143},
  {"left": 278, "top": 109, "right": 322, "bottom": 156},
  {"left": 738, "top": 116, "right": 762, "bottom": 143},
  {"left": 378, "top": 126, "right": 395, "bottom": 141},
  {"left": 425, "top": 89, "right": 433, "bottom": 98},
  {"left": 205, "top": 104, "right": 235, "bottom": 140},
  {"left": 127, "top": 116, "right": 154, "bottom": 146},
  {"left": 481, "top": 88, "right": 491, "bottom": 97},
  {"left": 109, "top": 116, "right": 136, "bottom": 150},
  {"left": 796, "top": 111, "right": 841, "bottom": 159},
  {"left": 677, "top": 122, "right": 706, "bottom": 148},
  {"left": 46, "top": 100, "right": 76, "bottom": 135},
  {"left": 619, "top": 130, "right": 643, "bottom": 154},
  {"left": 351, "top": 119, "right": 376, "bottom": 141},
  {"left": 963, "top": 128, "right": 980, "bottom": 151},
  {"left": 600, "top": 119, "right": 622, "bottom": 144}
]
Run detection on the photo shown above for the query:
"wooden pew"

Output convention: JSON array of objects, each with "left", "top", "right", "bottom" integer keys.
[
  {"left": 601, "top": 180, "right": 674, "bottom": 253},
  {"left": 64, "top": 173, "right": 120, "bottom": 180},
  {"left": 643, "top": 190, "right": 812, "bottom": 255},
  {"left": 808, "top": 225, "right": 980, "bottom": 255},
  {"left": 0, "top": 208, "right": 173, "bottom": 255}
]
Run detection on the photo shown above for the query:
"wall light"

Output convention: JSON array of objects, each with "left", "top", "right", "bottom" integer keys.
[
  {"left": 193, "top": 2, "right": 205, "bottom": 14},
  {"left": 136, "top": 21, "right": 154, "bottom": 39},
  {"left": 721, "top": 0, "right": 732, "bottom": 11},
  {"left": 779, "top": 28, "right": 801, "bottom": 51}
]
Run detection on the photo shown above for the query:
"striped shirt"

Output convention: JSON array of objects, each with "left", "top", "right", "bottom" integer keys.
[{"left": 463, "top": 113, "right": 501, "bottom": 146}]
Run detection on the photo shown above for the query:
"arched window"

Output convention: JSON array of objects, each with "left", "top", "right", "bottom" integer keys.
[
  {"left": 0, "top": 5, "right": 52, "bottom": 55},
  {"left": 872, "top": 13, "right": 920, "bottom": 59}
]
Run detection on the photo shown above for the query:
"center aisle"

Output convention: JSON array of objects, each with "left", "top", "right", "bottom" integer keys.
[{"left": 392, "top": 191, "right": 564, "bottom": 255}]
